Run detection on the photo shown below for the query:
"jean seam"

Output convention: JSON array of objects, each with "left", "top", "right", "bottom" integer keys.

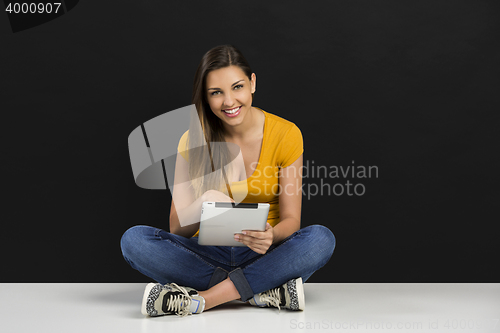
[
  {"left": 158, "top": 230, "right": 232, "bottom": 266},
  {"left": 154, "top": 228, "right": 163, "bottom": 238},
  {"left": 163, "top": 238, "right": 218, "bottom": 270},
  {"left": 188, "top": 239, "right": 232, "bottom": 266},
  {"left": 195, "top": 247, "right": 232, "bottom": 266}
]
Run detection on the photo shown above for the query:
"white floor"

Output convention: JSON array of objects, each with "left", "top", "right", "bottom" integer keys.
[{"left": 1, "top": 283, "right": 499, "bottom": 333}]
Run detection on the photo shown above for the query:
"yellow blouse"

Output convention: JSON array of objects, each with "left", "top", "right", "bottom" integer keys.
[{"left": 177, "top": 107, "right": 303, "bottom": 237}]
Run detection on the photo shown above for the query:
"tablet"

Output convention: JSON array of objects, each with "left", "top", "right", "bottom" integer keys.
[{"left": 198, "top": 202, "right": 270, "bottom": 246}]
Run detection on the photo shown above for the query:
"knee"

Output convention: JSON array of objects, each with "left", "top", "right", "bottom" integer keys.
[
  {"left": 303, "top": 224, "right": 336, "bottom": 258},
  {"left": 120, "top": 225, "right": 150, "bottom": 260}
]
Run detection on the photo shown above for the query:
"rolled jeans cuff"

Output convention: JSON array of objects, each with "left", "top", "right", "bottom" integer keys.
[
  {"left": 208, "top": 267, "right": 229, "bottom": 289},
  {"left": 228, "top": 268, "right": 254, "bottom": 302}
]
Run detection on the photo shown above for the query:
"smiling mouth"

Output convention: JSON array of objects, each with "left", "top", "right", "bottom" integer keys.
[{"left": 223, "top": 106, "right": 241, "bottom": 114}]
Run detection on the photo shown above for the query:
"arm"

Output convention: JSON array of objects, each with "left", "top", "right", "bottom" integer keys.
[
  {"left": 273, "top": 153, "right": 303, "bottom": 243},
  {"left": 169, "top": 198, "right": 202, "bottom": 238},
  {"left": 169, "top": 151, "right": 234, "bottom": 237},
  {"left": 169, "top": 151, "right": 200, "bottom": 237}
]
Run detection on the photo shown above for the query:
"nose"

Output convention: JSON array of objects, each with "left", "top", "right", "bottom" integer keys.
[{"left": 223, "top": 90, "right": 236, "bottom": 108}]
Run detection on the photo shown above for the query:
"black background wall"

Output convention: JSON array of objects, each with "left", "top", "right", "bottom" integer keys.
[{"left": 1, "top": 0, "right": 499, "bottom": 283}]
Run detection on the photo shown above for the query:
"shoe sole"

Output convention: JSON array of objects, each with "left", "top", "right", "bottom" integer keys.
[
  {"left": 295, "top": 277, "right": 305, "bottom": 311},
  {"left": 141, "top": 283, "right": 157, "bottom": 316}
]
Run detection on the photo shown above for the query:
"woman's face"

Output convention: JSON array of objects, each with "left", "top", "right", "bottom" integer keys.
[{"left": 205, "top": 65, "right": 256, "bottom": 129}]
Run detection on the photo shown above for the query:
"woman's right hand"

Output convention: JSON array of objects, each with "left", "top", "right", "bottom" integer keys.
[{"left": 202, "top": 189, "right": 235, "bottom": 203}]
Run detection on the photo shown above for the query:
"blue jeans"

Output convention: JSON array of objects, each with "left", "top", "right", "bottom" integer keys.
[{"left": 120, "top": 224, "right": 335, "bottom": 302}]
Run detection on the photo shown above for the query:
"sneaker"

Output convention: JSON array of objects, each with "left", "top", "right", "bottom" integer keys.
[
  {"left": 141, "top": 282, "right": 205, "bottom": 317},
  {"left": 249, "top": 277, "right": 305, "bottom": 311}
]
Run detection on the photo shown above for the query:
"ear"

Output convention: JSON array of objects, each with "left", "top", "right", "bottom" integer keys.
[{"left": 250, "top": 73, "right": 257, "bottom": 93}]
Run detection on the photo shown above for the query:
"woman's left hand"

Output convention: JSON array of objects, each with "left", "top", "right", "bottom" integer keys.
[{"left": 235, "top": 223, "right": 274, "bottom": 254}]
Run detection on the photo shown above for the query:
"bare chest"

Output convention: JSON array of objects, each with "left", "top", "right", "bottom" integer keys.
[{"left": 231, "top": 138, "right": 263, "bottom": 181}]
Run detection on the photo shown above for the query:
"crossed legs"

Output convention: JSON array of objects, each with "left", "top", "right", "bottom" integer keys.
[{"left": 121, "top": 224, "right": 335, "bottom": 311}]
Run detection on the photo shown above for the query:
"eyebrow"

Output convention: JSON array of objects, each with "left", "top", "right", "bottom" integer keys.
[{"left": 207, "top": 79, "right": 244, "bottom": 91}]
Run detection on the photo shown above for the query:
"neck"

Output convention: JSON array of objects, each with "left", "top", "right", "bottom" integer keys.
[{"left": 224, "top": 107, "right": 262, "bottom": 141}]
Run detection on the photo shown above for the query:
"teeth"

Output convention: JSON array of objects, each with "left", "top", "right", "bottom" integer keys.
[{"left": 224, "top": 107, "right": 240, "bottom": 114}]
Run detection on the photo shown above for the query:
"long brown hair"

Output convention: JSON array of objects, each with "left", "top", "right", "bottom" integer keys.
[{"left": 188, "top": 44, "right": 254, "bottom": 199}]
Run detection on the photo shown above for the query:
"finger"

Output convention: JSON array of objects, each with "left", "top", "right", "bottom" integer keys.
[
  {"left": 246, "top": 243, "right": 266, "bottom": 254},
  {"left": 239, "top": 236, "right": 271, "bottom": 250},
  {"left": 265, "top": 223, "right": 271, "bottom": 230},
  {"left": 237, "top": 235, "right": 270, "bottom": 254},
  {"left": 235, "top": 234, "right": 251, "bottom": 244},
  {"left": 235, "top": 234, "right": 257, "bottom": 244},
  {"left": 241, "top": 230, "right": 266, "bottom": 239},
  {"left": 236, "top": 234, "right": 259, "bottom": 246},
  {"left": 251, "top": 243, "right": 270, "bottom": 254},
  {"left": 239, "top": 232, "right": 273, "bottom": 247}
]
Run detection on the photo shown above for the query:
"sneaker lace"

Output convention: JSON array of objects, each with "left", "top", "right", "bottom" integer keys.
[
  {"left": 259, "top": 287, "right": 281, "bottom": 311},
  {"left": 166, "top": 283, "right": 193, "bottom": 317}
]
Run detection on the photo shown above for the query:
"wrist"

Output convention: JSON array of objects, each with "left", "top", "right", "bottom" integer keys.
[{"left": 271, "top": 228, "right": 279, "bottom": 245}]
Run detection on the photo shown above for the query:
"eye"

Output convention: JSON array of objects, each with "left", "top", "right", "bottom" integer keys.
[{"left": 210, "top": 85, "right": 243, "bottom": 96}]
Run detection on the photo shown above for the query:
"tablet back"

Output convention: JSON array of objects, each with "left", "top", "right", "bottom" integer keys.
[{"left": 198, "top": 202, "right": 270, "bottom": 246}]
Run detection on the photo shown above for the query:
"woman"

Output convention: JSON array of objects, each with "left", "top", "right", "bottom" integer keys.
[{"left": 120, "top": 44, "right": 336, "bottom": 317}]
